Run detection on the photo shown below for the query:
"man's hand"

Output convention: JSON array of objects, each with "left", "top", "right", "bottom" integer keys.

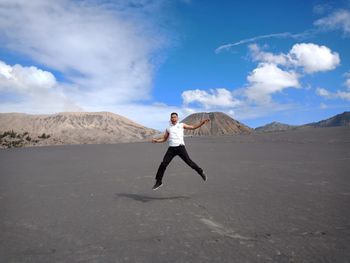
[
  {"left": 183, "top": 119, "right": 210, "bottom": 130},
  {"left": 151, "top": 131, "right": 169, "bottom": 143}
]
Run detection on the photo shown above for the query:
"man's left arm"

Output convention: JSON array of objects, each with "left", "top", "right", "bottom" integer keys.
[{"left": 183, "top": 119, "right": 210, "bottom": 130}]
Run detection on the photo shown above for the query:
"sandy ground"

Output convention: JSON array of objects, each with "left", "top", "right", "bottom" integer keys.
[{"left": 0, "top": 127, "right": 349, "bottom": 263}]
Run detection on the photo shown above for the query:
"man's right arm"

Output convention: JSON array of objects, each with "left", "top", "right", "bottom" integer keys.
[{"left": 152, "top": 131, "right": 169, "bottom": 143}]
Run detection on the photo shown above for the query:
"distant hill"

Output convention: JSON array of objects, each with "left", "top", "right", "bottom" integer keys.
[
  {"left": 304, "top": 111, "right": 350, "bottom": 128},
  {"left": 255, "top": 122, "right": 297, "bottom": 132},
  {"left": 254, "top": 111, "right": 350, "bottom": 132},
  {"left": 181, "top": 112, "right": 252, "bottom": 136},
  {"left": 0, "top": 112, "right": 158, "bottom": 148}
]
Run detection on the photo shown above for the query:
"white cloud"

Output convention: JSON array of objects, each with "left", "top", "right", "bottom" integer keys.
[
  {"left": 316, "top": 87, "right": 350, "bottom": 101},
  {"left": 314, "top": 9, "right": 350, "bottom": 35},
  {"left": 247, "top": 43, "right": 339, "bottom": 104},
  {"left": 0, "top": 97, "right": 83, "bottom": 114},
  {"left": 344, "top": 71, "right": 350, "bottom": 88},
  {"left": 249, "top": 44, "right": 289, "bottom": 65},
  {"left": 289, "top": 43, "right": 340, "bottom": 73},
  {"left": 0, "top": 59, "right": 83, "bottom": 112},
  {"left": 316, "top": 87, "right": 332, "bottom": 98},
  {"left": 346, "top": 79, "right": 350, "bottom": 88},
  {"left": 250, "top": 43, "right": 340, "bottom": 74},
  {"left": 336, "top": 90, "right": 350, "bottom": 100},
  {"left": 0, "top": 60, "right": 56, "bottom": 93},
  {"left": 0, "top": 0, "right": 168, "bottom": 106},
  {"left": 182, "top": 88, "right": 241, "bottom": 109},
  {"left": 317, "top": 72, "right": 350, "bottom": 101},
  {"left": 245, "top": 63, "right": 300, "bottom": 104}
]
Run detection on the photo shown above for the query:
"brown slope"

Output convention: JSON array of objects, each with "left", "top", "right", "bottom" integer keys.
[
  {"left": 181, "top": 112, "right": 252, "bottom": 136},
  {"left": 0, "top": 112, "right": 158, "bottom": 146}
]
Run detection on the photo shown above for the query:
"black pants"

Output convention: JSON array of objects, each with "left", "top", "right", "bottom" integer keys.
[{"left": 155, "top": 145, "right": 203, "bottom": 182}]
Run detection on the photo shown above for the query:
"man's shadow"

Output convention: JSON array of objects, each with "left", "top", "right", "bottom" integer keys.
[{"left": 115, "top": 193, "right": 190, "bottom": 203}]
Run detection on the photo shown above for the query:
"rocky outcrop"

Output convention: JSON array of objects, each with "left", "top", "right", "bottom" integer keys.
[
  {"left": 181, "top": 112, "right": 252, "bottom": 136},
  {"left": 255, "top": 122, "right": 297, "bottom": 132}
]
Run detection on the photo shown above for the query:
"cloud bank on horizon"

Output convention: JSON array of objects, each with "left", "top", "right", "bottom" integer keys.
[{"left": 0, "top": 0, "right": 349, "bottom": 129}]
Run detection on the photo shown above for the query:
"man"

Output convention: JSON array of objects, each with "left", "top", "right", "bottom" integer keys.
[{"left": 151, "top": 112, "right": 210, "bottom": 190}]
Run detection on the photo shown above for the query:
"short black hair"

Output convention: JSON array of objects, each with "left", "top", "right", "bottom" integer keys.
[{"left": 170, "top": 112, "right": 178, "bottom": 117}]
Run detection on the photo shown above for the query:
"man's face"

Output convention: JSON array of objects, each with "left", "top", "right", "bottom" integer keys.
[{"left": 170, "top": 114, "right": 178, "bottom": 124}]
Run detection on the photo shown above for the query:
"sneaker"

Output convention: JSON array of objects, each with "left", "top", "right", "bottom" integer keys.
[
  {"left": 152, "top": 180, "right": 163, "bottom": 190},
  {"left": 199, "top": 171, "right": 207, "bottom": 181}
]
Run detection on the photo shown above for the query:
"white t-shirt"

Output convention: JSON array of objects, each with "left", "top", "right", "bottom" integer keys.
[{"left": 166, "top": 122, "right": 185, "bottom": 147}]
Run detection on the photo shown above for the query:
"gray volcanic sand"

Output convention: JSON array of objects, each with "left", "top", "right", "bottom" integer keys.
[{"left": 0, "top": 127, "right": 349, "bottom": 263}]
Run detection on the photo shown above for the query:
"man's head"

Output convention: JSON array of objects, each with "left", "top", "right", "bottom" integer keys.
[{"left": 170, "top": 112, "right": 178, "bottom": 124}]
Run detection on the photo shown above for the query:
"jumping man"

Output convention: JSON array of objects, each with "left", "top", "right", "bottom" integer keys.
[{"left": 151, "top": 112, "right": 210, "bottom": 190}]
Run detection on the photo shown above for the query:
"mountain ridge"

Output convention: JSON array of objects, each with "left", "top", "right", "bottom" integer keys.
[
  {"left": 1, "top": 111, "right": 349, "bottom": 148},
  {"left": 254, "top": 111, "right": 350, "bottom": 132},
  {"left": 255, "top": 121, "right": 297, "bottom": 132},
  {"left": 0, "top": 112, "right": 158, "bottom": 148},
  {"left": 304, "top": 111, "right": 350, "bottom": 128}
]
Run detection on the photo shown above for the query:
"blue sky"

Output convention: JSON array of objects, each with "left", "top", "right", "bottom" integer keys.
[{"left": 0, "top": 0, "right": 349, "bottom": 129}]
